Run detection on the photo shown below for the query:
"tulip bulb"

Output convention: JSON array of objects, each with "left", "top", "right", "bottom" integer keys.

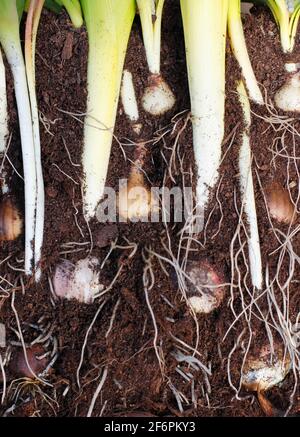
[
  {"left": 0, "top": 198, "right": 22, "bottom": 241},
  {"left": 118, "top": 142, "right": 159, "bottom": 221},
  {"left": 242, "top": 342, "right": 291, "bottom": 393},
  {"left": 265, "top": 182, "right": 296, "bottom": 225}
]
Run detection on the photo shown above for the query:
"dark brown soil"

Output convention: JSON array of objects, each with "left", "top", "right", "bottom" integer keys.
[{"left": 0, "top": 2, "right": 299, "bottom": 417}]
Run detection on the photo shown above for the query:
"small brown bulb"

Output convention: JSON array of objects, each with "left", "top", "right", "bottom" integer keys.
[
  {"left": 10, "top": 345, "right": 48, "bottom": 378},
  {"left": 0, "top": 198, "right": 22, "bottom": 241},
  {"left": 265, "top": 182, "right": 296, "bottom": 225}
]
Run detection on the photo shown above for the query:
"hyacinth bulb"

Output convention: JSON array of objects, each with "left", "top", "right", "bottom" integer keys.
[{"left": 185, "top": 260, "right": 226, "bottom": 314}]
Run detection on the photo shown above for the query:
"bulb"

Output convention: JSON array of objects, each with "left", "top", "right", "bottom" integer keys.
[
  {"left": 275, "top": 72, "right": 300, "bottom": 113},
  {"left": 11, "top": 345, "right": 48, "bottom": 379},
  {"left": 0, "top": 197, "right": 22, "bottom": 242},
  {"left": 118, "top": 142, "right": 159, "bottom": 221},
  {"left": 118, "top": 170, "right": 159, "bottom": 222},
  {"left": 142, "top": 74, "right": 175, "bottom": 116},
  {"left": 185, "top": 260, "right": 226, "bottom": 314},
  {"left": 265, "top": 182, "right": 296, "bottom": 225},
  {"left": 242, "top": 342, "right": 291, "bottom": 393},
  {"left": 53, "top": 257, "right": 103, "bottom": 304}
]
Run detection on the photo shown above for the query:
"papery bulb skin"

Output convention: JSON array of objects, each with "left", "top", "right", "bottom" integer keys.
[
  {"left": 0, "top": 198, "right": 22, "bottom": 242},
  {"left": 265, "top": 182, "right": 296, "bottom": 225}
]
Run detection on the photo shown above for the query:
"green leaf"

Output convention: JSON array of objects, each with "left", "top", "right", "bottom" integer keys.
[
  {"left": 45, "top": 0, "right": 63, "bottom": 13},
  {"left": 17, "top": 0, "right": 26, "bottom": 20},
  {"left": 293, "top": 0, "right": 300, "bottom": 9},
  {"left": 59, "top": 0, "right": 83, "bottom": 27}
]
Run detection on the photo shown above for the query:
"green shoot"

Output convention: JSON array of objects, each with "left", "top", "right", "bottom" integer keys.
[{"left": 80, "top": 0, "right": 136, "bottom": 220}]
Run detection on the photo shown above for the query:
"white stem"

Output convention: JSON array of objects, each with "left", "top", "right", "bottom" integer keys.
[
  {"left": 138, "top": 1, "right": 175, "bottom": 116},
  {"left": 83, "top": 43, "right": 118, "bottom": 219},
  {"left": 228, "top": 0, "right": 263, "bottom": 104},
  {"left": 0, "top": 49, "right": 8, "bottom": 155},
  {"left": 237, "top": 81, "right": 263, "bottom": 290},
  {"left": 4, "top": 42, "right": 37, "bottom": 275},
  {"left": 31, "top": 83, "right": 44, "bottom": 282},
  {"left": 81, "top": 0, "right": 135, "bottom": 219},
  {"left": 137, "top": 0, "right": 164, "bottom": 75},
  {"left": 152, "top": 0, "right": 164, "bottom": 74},
  {"left": 26, "top": 3, "right": 45, "bottom": 281},
  {"left": 181, "top": 0, "right": 227, "bottom": 210},
  {"left": 0, "top": 49, "right": 9, "bottom": 196}
]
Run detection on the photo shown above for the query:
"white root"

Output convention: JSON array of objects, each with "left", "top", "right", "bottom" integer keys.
[
  {"left": 237, "top": 81, "right": 263, "bottom": 290},
  {"left": 87, "top": 367, "right": 108, "bottom": 417},
  {"left": 0, "top": 323, "right": 5, "bottom": 348}
]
